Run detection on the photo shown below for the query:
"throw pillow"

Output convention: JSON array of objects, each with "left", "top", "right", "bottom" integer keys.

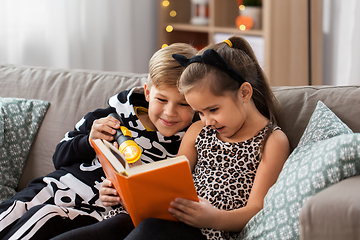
[
  {"left": 0, "top": 97, "right": 50, "bottom": 202},
  {"left": 238, "top": 101, "right": 358, "bottom": 240}
]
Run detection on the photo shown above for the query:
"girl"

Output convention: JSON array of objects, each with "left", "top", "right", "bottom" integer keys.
[{"left": 124, "top": 36, "right": 290, "bottom": 240}]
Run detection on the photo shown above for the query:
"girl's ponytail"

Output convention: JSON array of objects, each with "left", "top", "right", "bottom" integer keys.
[
  {"left": 228, "top": 36, "right": 261, "bottom": 71},
  {"left": 225, "top": 36, "right": 284, "bottom": 148}
]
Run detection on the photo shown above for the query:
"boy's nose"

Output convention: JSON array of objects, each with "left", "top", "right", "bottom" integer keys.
[{"left": 164, "top": 104, "right": 177, "bottom": 116}]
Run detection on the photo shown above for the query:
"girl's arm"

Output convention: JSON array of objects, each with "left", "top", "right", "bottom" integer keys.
[
  {"left": 177, "top": 120, "right": 204, "bottom": 171},
  {"left": 170, "top": 129, "right": 290, "bottom": 232},
  {"left": 214, "top": 129, "right": 290, "bottom": 231}
]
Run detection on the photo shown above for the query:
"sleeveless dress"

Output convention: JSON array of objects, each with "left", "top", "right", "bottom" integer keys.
[{"left": 193, "top": 125, "right": 279, "bottom": 240}]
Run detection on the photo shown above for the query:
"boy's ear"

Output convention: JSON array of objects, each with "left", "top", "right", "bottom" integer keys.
[
  {"left": 144, "top": 82, "right": 151, "bottom": 102},
  {"left": 239, "top": 82, "right": 253, "bottom": 102}
]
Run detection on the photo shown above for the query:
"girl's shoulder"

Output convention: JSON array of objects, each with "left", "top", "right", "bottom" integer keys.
[
  {"left": 182, "top": 120, "right": 205, "bottom": 143},
  {"left": 264, "top": 127, "right": 290, "bottom": 156},
  {"left": 269, "top": 127, "right": 287, "bottom": 141},
  {"left": 186, "top": 120, "right": 204, "bottom": 136}
]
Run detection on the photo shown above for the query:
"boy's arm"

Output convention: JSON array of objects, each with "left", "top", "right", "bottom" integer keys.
[
  {"left": 100, "top": 179, "right": 121, "bottom": 206},
  {"left": 52, "top": 107, "right": 116, "bottom": 169}
]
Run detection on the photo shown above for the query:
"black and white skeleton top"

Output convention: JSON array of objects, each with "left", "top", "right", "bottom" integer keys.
[{"left": 52, "top": 87, "right": 188, "bottom": 215}]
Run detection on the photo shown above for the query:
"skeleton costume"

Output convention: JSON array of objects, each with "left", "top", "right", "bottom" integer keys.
[{"left": 0, "top": 87, "right": 187, "bottom": 240}]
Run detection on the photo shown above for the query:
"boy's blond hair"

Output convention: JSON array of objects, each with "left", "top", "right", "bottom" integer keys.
[{"left": 148, "top": 43, "right": 197, "bottom": 89}]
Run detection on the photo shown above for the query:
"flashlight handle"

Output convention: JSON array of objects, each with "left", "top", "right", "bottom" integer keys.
[
  {"left": 108, "top": 112, "right": 131, "bottom": 142},
  {"left": 113, "top": 129, "right": 132, "bottom": 142},
  {"left": 108, "top": 112, "right": 124, "bottom": 125}
]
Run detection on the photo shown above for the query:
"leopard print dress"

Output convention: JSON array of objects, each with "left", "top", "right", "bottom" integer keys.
[{"left": 193, "top": 125, "right": 279, "bottom": 240}]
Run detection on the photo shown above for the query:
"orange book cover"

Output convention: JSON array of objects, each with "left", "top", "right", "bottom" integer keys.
[{"left": 91, "top": 138, "right": 198, "bottom": 227}]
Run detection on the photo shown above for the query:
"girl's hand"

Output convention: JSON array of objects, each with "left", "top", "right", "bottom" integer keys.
[
  {"left": 89, "top": 116, "right": 120, "bottom": 147},
  {"left": 168, "top": 197, "right": 219, "bottom": 229},
  {"left": 99, "top": 179, "right": 122, "bottom": 207}
]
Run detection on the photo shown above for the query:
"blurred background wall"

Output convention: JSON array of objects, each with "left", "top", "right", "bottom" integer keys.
[
  {"left": 0, "top": 0, "right": 158, "bottom": 74},
  {"left": 0, "top": 0, "right": 359, "bottom": 85}
]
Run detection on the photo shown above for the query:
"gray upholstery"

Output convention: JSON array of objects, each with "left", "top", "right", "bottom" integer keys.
[
  {"left": 273, "top": 86, "right": 360, "bottom": 150},
  {"left": 0, "top": 65, "right": 147, "bottom": 190},
  {"left": 299, "top": 175, "right": 360, "bottom": 240},
  {"left": 1, "top": 64, "right": 359, "bottom": 239}
]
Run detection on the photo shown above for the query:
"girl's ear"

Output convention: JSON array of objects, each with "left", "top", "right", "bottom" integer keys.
[
  {"left": 144, "top": 82, "right": 151, "bottom": 102},
  {"left": 239, "top": 82, "right": 253, "bottom": 103}
]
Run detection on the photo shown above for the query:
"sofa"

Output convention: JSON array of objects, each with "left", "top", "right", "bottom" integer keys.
[{"left": 0, "top": 64, "right": 359, "bottom": 239}]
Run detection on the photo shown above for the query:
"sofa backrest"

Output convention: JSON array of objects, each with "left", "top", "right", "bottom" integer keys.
[
  {"left": 273, "top": 86, "right": 360, "bottom": 151},
  {"left": 1, "top": 65, "right": 359, "bottom": 191},
  {"left": 0, "top": 65, "right": 148, "bottom": 190}
]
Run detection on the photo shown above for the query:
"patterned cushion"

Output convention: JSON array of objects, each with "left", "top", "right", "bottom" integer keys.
[
  {"left": 238, "top": 101, "right": 360, "bottom": 240},
  {"left": 0, "top": 97, "right": 49, "bottom": 202}
]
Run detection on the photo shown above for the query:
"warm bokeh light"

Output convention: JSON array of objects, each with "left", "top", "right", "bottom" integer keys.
[
  {"left": 162, "top": 0, "right": 169, "bottom": 7},
  {"left": 239, "top": 25, "right": 246, "bottom": 31},
  {"left": 166, "top": 25, "right": 173, "bottom": 32},
  {"left": 161, "top": 44, "right": 168, "bottom": 48},
  {"left": 170, "top": 10, "right": 177, "bottom": 17},
  {"left": 239, "top": 5, "right": 245, "bottom": 11},
  {"left": 236, "top": 15, "right": 253, "bottom": 31}
]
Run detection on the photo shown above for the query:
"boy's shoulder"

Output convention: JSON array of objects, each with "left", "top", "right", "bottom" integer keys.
[
  {"left": 109, "top": 87, "right": 147, "bottom": 108},
  {"left": 116, "top": 87, "right": 144, "bottom": 101},
  {"left": 128, "top": 87, "right": 147, "bottom": 108}
]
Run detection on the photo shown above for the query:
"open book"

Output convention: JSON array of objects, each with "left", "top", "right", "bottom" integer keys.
[{"left": 91, "top": 138, "right": 198, "bottom": 227}]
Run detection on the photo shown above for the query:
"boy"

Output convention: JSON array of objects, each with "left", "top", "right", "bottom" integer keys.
[{"left": 0, "top": 43, "right": 197, "bottom": 240}]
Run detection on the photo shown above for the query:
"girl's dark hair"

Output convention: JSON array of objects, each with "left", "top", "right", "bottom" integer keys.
[{"left": 178, "top": 36, "right": 284, "bottom": 149}]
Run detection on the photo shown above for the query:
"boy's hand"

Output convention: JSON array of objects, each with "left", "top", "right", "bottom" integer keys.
[
  {"left": 168, "top": 197, "right": 219, "bottom": 229},
  {"left": 89, "top": 116, "right": 120, "bottom": 147},
  {"left": 99, "top": 179, "right": 122, "bottom": 207}
]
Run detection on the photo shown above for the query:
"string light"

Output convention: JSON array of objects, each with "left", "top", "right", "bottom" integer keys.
[
  {"left": 239, "top": 25, "right": 246, "bottom": 31},
  {"left": 166, "top": 25, "right": 173, "bottom": 32},
  {"left": 170, "top": 10, "right": 177, "bottom": 17},
  {"left": 162, "top": 1, "right": 176, "bottom": 47},
  {"left": 162, "top": 0, "right": 169, "bottom": 7},
  {"left": 239, "top": 5, "right": 245, "bottom": 11}
]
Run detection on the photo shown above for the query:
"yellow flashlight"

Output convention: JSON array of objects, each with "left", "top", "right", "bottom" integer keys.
[
  {"left": 109, "top": 113, "right": 142, "bottom": 164},
  {"left": 116, "top": 126, "right": 142, "bottom": 163}
]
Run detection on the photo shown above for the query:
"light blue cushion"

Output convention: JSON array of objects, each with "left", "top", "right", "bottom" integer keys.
[
  {"left": 0, "top": 97, "right": 50, "bottom": 202},
  {"left": 239, "top": 101, "right": 359, "bottom": 240}
]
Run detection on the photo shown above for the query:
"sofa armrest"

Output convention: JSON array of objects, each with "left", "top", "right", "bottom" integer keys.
[{"left": 299, "top": 174, "right": 360, "bottom": 240}]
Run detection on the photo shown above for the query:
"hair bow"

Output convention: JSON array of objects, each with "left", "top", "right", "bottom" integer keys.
[{"left": 172, "top": 49, "right": 246, "bottom": 84}]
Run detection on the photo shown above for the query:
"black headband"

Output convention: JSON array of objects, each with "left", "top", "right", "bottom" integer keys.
[{"left": 172, "top": 49, "right": 246, "bottom": 84}]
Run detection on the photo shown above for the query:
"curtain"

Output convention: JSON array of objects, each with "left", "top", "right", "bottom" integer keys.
[
  {"left": 0, "top": 0, "right": 158, "bottom": 73},
  {"left": 323, "top": 0, "right": 360, "bottom": 85}
]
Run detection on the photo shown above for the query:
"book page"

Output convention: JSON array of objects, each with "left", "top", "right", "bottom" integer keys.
[
  {"left": 93, "top": 139, "right": 129, "bottom": 173},
  {"left": 126, "top": 155, "right": 189, "bottom": 176}
]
